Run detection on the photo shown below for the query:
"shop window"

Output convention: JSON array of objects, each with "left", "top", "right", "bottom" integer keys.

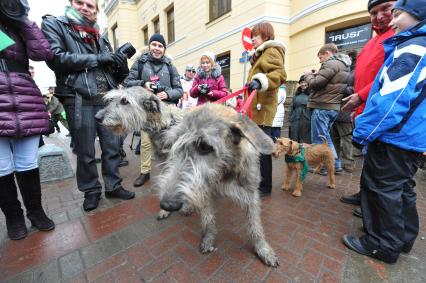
[
  {"left": 209, "top": 0, "right": 231, "bottom": 22},
  {"left": 325, "top": 23, "right": 372, "bottom": 52},
  {"left": 167, "top": 6, "right": 175, "bottom": 43}
]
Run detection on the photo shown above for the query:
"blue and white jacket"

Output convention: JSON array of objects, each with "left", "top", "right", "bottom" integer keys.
[{"left": 353, "top": 20, "right": 426, "bottom": 152}]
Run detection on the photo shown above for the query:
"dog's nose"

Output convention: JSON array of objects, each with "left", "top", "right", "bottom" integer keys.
[
  {"left": 94, "top": 109, "right": 105, "bottom": 123},
  {"left": 160, "top": 199, "right": 183, "bottom": 212}
]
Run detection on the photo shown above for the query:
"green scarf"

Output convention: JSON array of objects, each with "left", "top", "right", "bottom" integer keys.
[{"left": 285, "top": 145, "right": 309, "bottom": 181}]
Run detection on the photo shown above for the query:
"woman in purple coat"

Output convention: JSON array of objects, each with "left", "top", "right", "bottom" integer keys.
[
  {"left": 190, "top": 52, "right": 228, "bottom": 105},
  {"left": 0, "top": 0, "right": 55, "bottom": 240}
]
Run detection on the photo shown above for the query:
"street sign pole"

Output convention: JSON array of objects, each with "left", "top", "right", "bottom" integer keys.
[{"left": 242, "top": 51, "right": 248, "bottom": 87}]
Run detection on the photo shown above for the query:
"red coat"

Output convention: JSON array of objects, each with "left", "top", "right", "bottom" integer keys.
[{"left": 354, "top": 27, "right": 394, "bottom": 116}]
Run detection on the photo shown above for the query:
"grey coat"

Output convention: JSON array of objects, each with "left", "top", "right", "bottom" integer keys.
[
  {"left": 125, "top": 51, "right": 183, "bottom": 104},
  {"left": 288, "top": 89, "right": 311, "bottom": 143}
]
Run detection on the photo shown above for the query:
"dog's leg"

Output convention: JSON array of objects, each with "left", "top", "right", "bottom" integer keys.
[
  {"left": 292, "top": 167, "right": 303, "bottom": 197},
  {"left": 325, "top": 159, "right": 336, "bottom": 189},
  {"left": 245, "top": 192, "right": 279, "bottom": 267},
  {"left": 282, "top": 164, "right": 292, "bottom": 191},
  {"left": 200, "top": 199, "right": 217, "bottom": 253},
  {"left": 180, "top": 203, "right": 194, "bottom": 216},
  {"left": 157, "top": 209, "right": 171, "bottom": 220}
]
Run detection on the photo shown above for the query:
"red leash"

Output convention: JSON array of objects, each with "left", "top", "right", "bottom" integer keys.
[{"left": 214, "top": 86, "right": 256, "bottom": 118}]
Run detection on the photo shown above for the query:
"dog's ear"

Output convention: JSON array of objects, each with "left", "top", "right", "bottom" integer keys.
[{"left": 230, "top": 115, "right": 274, "bottom": 154}]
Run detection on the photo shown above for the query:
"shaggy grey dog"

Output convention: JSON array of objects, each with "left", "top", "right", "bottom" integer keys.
[
  {"left": 157, "top": 103, "right": 278, "bottom": 267},
  {"left": 96, "top": 87, "right": 278, "bottom": 267}
]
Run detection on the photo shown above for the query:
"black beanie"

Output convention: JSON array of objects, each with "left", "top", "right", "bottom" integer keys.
[
  {"left": 149, "top": 33, "right": 167, "bottom": 48},
  {"left": 368, "top": 0, "right": 394, "bottom": 11}
]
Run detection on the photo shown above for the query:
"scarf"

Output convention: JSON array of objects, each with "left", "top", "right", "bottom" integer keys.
[
  {"left": 65, "top": 6, "right": 99, "bottom": 44},
  {"left": 285, "top": 145, "right": 309, "bottom": 182}
]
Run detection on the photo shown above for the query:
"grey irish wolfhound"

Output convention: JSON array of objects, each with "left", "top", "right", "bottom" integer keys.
[{"left": 96, "top": 87, "right": 278, "bottom": 267}]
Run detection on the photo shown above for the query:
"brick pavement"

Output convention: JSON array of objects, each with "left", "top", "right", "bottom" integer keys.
[{"left": 0, "top": 132, "right": 425, "bottom": 283}]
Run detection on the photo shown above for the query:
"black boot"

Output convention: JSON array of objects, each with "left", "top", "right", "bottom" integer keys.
[
  {"left": 0, "top": 173, "right": 28, "bottom": 240},
  {"left": 15, "top": 169, "right": 55, "bottom": 231}
]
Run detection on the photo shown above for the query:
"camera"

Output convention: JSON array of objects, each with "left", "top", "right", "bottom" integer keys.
[
  {"left": 116, "top": 42, "right": 136, "bottom": 59},
  {"left": 151, "top": 81, "right": 167, "bottom": 94},
  {"left": 199, "top": 84, "right": 210, "bottom": 95}
]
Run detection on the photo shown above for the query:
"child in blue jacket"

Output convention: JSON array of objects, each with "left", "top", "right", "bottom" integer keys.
[{"left": 342, "top": 0, "right": 426, "bottom": 264}]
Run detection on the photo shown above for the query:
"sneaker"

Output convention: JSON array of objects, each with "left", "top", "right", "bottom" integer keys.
[
  {"left": 342, "top": 235, "right": 398, "bottom": 264},
  {"left": 353, "top": 207, "right": 362, "bottom": 218},
  {"left": 105, "top": 187, "right": 135, "bottom": 200},
  {"left": 319, "top": 168, "right": 327, "bottom": 176}
]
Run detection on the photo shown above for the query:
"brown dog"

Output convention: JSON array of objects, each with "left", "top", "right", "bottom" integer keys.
[{"left": 273, "top": 136, "right": 335, "bottom": 197}]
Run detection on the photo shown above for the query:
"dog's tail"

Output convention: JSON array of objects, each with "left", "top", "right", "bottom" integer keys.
[{"left": 318, "top": 135, "right": 327, "bottom": 144}]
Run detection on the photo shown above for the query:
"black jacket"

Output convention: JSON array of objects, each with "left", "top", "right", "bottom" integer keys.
[
  {"left": 41, "top": 15, "right": 128, "bottom": 99},
  {"left": 125, "top": 51, "right": 183, "bottom": 104}
]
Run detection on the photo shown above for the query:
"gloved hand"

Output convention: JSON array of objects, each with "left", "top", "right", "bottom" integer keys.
[
  {"left": 352, "top": 140, "right": 363, "bottom": 150},
  {"left": 97, "top": 52, "right": 116, "bottom": 66},
  {"left": 113, "top": 53, "right": 127, "bottom": 67},
  {"left": 248, "top": 79, "right": 261, "bottom": 93}
]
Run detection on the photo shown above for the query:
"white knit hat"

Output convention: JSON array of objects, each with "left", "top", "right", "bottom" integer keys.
[{"left": 201, "top": 51, "right": 216, "bottom": 64}]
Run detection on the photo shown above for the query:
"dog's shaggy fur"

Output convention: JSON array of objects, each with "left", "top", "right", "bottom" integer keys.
[
  {"left": 96, "top": 87, "right": 278, "bottom": 267},
  {"left": 273, "top": 136, "right": 335, "bottom": 197}
]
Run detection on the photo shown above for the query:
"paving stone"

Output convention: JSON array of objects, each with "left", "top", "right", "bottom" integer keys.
[
  {"left": 59, "top": 251, "right": 85, "bottom": 280},
  {"left": 81, "top": 235, "right": 124, "bottom": 268},
  {"left": 32, "top": 260, "right": 60, "bottom": 283}
]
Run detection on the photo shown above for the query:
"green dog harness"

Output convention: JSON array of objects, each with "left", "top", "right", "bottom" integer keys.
[{"left": 285, "top": 144, "right": 309, "bottom": 181}]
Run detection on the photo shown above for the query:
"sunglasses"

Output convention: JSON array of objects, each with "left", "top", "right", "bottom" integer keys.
[{"left": 186, "top": 70, "right": 196, "bottom": 73}]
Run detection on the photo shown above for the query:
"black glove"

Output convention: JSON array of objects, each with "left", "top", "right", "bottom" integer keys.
[
  {"left": 352, "top": 140, "right": 363, "bottom": 150},
  {"left": 97, "top": 52, "right": 116, "bottom": 66},
  {"left": 113, "top": 53, "right": 127, "bottom": 67},
  {"left": 248, "top": 79, "right": 261, "bottom": 92}
]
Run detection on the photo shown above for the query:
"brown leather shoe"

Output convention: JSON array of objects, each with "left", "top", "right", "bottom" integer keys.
[{"left": 133, "top": 173, "right": 150, "bottom": 187}]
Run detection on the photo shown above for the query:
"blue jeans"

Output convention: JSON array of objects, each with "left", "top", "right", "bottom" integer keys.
[
  {"left": 0, "top": 135, "right": 40, "bottom": 176},
  {"left": 65, "top": 104, "right": 122, "bottom": 194},
  {"left": 311, "top": 109, "right": 338, "bottom": 159}
]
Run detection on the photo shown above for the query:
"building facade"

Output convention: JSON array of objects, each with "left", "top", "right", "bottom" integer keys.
[{"left": 99, "top": 0, "right": 370, "bottom": 90}]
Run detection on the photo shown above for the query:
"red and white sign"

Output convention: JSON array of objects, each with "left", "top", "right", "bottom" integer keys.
[{"left": 241, "top": 27, "right": 253, "bottom": 51}]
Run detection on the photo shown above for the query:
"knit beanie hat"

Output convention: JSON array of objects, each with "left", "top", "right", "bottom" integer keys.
[
  {"left": 367, "top": 0, "right": 394, "bottom": 11},
  {"left": 201, "top": 51, "right": 216, "bottom": 65},
  {"left": 393, "top": 0, "right": 426, "bottom": 21},
  {"left": 149, "top": 33, "right": 167, "bottom": 48}
]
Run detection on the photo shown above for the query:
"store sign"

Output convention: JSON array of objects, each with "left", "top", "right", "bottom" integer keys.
[
  {"left": 326, "top": 23, "right": 372, "bottom": 49},
  {"left": 217, "top": 54, "right": 230, "bottom": 69}
]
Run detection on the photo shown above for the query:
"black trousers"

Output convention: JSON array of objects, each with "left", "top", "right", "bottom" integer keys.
[
  {"left": 360, "top": 141, "right": 423, "bottom": 260},
  {"left": 65, "top": 104, "right": 122, "bottom": 194},
  {"left": 258, "top": 126, "right": 273, "bottom": 194}
]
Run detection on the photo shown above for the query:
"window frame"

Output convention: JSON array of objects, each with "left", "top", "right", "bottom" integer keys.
[
  {"left": 209, "top": 0, "right": 231, "bottom": 22},
  {"left": 166, "top": 6, "right": 175, "bottom": 43}
]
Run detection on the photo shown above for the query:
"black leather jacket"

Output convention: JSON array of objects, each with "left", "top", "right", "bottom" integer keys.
[{"left": 41, "top": 15, "right": 128, "bottom": 99}]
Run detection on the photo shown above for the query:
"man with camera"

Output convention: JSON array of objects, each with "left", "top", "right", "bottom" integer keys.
[
  {"left": 125, "top": 33, "right": 183, "bottom": 187},
  {"left": 41, "top": 0, "right": 136, "bottom": 211}
]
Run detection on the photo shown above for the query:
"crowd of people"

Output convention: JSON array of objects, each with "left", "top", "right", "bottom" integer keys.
[{"left": 0, "top": 0, "right": 425, "bottom": 267}]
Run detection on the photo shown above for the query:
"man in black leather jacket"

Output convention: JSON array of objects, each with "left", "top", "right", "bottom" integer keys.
[{"left": 41, "top": 0, "right": 135, "bottom": 211}]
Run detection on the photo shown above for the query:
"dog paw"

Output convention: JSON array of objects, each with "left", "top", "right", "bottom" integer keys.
[
  {"left": 255, "top": 245, "right": 279, "bottom": 267},
  {"left": 327, "top": 184, "right": 335, "bottom": 189},
  {"left": 200, "top": 242, "right": 217, "bottom": 253},
  {"left": 157, "top": 209, "right": 171, "bottom": 220},
  {"left": 292, "top": 191, "right": 302, "bottom": 197},
  {"left": 281, "top": 185, "right": 290, "bottom": 191}
]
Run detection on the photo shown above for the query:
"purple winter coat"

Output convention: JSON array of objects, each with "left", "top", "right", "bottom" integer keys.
[
  {"left": 190, "top": 65, "right": 228, "bottom": 105},
  {"left": 0, "top": 19, "right": 53, "bottom": 138}
]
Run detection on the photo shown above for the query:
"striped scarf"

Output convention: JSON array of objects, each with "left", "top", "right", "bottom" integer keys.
[{"left": 65, "top": 6, "right": 99, "bottom": 44}]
